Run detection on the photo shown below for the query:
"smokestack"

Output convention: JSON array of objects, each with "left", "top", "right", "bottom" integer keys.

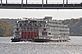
[
  {"left": 21, "top": 0, "right": 23, "bottom": 7},
  {"left": 6, "top": 0, "right": 7, "bottom": 4},
  {"left": 46, "top": 0, "right": 47, "bottom": 4},
  {"left": 1, "top": 0, "right": 2, "bottom": 6},
  {"left": 63, "top": 0, "right": 64, "bottom": 7},
  {"left": 42, "top": 0, "right": 43, "bottom": 4},
  {"left": 66, "top": 0, "right": 68, "bottom": 4},
  {"left": 26, "top": 0, "right": 27, "bottom": 4},
  {"left": 42, "top": 0, "right": 44, "bottom": 7}
]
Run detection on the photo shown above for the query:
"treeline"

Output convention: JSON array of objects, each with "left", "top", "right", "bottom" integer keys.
[
  {"left": 0, "top": 18, "right": 82, "bottom": 37},
  {"left": 62, "top": 18, "right": 82, "bottom": 36},
  {"left": 0, "top": 19, "right": 18, "bottom": 37}
]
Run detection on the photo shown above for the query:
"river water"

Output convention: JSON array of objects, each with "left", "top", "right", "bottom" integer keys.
[{"left": 0, "top": 36, "right": 82, "bottom": 54}]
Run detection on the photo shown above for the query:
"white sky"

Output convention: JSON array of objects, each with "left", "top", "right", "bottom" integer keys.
[
  {"left": 0, "top": 9, "right": 82, "bottom": 20},
  {"left": 1, "top": 0, "right": 82, "bottom": 4},
  {"left": 0, "top": 0, "right": 82, "bottom": 20}
]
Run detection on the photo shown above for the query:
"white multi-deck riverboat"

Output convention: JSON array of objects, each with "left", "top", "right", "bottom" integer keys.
[{"left": 11, "top": 17, "right": 70, "bottom": 42}]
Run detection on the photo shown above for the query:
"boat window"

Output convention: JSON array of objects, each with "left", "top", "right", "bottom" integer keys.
[{"left": 49, "top": 33, "right": 51, "bottom": 35}]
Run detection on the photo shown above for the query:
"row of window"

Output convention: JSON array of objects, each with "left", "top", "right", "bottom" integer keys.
[{"left": 47, "top": 25, "right": 69, "bottom": 29}]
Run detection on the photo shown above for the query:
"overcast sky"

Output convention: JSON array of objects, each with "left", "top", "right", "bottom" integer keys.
[
  {"left": 0, "top": 9, "right": 82, "bottom": 20},
  {"left": 0, "top": 0, "right": 82, "bottom": 20}
]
